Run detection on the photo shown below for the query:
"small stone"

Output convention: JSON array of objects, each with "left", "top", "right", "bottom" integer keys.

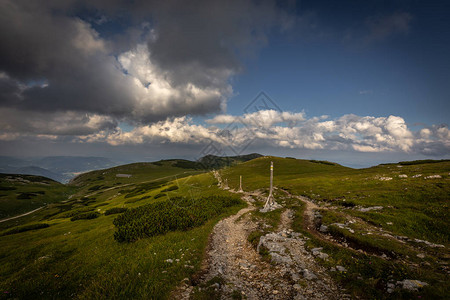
[
  {"left": 417, "top": 253, "right": 425, "bottom": 258},
  {"left": 293, "top": 284, "right": 301, "bottom": 290},
  {"left": 302, "top": 269, "right": 317, "bottom": 280},
  {"left": 273, "top": 290, "right": 279, "bottom": 294},
  {"left": 336, "top": 265, "right": 347, "bottom": 272},
  {"left": 319, "top": 225, "right": 328, "bottom": 233},
  {"left": 318, "top": 252, "right": 329, "bottom": 260},
  {"left": 397, "top": 279, "right": 428, "bottom": 291}
]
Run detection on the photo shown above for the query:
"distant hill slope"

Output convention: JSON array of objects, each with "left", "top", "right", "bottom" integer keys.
[
  {"left": 198, "top": 153, "right": 263, "bottom": 169},
  {"left": 68, "top": 159, "right": 205, "bottom": 196},
  {"left": 0, "top": 174, "right": 70, "bottom": 219},
  {"left": 0, "top": 156, "right": 123, "bottom": 183},
  {"left": 0, "top": 166, "right": 63, "bottom": 182}
]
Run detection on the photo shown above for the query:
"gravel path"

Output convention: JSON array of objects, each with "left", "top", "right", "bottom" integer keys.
[
  {"left": 174, "top": 192, "right": 347, "bottom": 299},
  {"left": 0, "top": 206, "right": 45, "bottom": 223}
]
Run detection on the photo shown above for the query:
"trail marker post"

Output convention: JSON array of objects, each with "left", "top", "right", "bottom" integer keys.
[
  {"left": 223, "top": 178, "right": 229, "bottom": 190},
  {"left": 238, "top": 175, "right": 243, "bottom": 192},
  {"left": 262, "top": 161, "right": 280, "bottom": 212}
]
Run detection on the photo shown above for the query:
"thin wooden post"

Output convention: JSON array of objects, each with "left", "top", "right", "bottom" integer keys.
[{"left": 263, "top": 161, "right": 275, "bottom": 209}]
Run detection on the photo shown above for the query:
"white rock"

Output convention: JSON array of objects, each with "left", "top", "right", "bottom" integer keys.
[
  {"left": 396, "top": 279, "right": 428, "bottom": 291},
  {"left": 336, "top": 265, "right": 347, "bottom": 272},
  {"left": 302, "top": 269, "right": 317, "bottom": 280},
  {"left": 319, "top": 225, "right": 328, "bottom": 233},
  {"left": 424, "top": 175, "right": 442, "bottom": 179}
]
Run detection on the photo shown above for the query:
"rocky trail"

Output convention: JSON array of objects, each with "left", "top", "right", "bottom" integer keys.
[{"left": 173, "top": 191, "right": 348, "bottom": 299}]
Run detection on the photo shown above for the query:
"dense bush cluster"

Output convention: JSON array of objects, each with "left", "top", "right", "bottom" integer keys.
[
  {"left": 309, "top": 159, "right": 335, "bottom": 166},
  {"left": 71, "top": 212, "right": 100, "bottom": 221},
  {"left": 160, "top": 185, "right": 178, "bottom": 192},
  {"left": 2, "top": 223, "right": 50, "bottom": 236},
  {"left": 153, "top": 193, "right": 165, "bottom": 199},
  {"left": 104, "top": 207, "right": 128, "bottom": 215},
  {"left": 123, "top": 180, "right": 168, "bottom": 198},
  {"left": 113, "top": 196, "right": 242, "bottom": 242}
]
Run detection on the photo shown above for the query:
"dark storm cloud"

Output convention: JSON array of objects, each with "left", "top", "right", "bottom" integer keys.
[{"left": 0, "top": 0, "right": 294, "bottom": 134}]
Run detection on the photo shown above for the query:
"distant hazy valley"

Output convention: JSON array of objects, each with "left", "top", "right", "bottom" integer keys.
[{"left": 0, "top": 156, "right": 128, "bottom": 183}]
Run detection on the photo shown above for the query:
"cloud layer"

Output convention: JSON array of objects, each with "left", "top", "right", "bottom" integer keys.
[
  {"left": 43, "top": 110, "right": 448, "bottom": 156},
  {"left": 0, "top": 0, "right": 293, "bottom": 130}
]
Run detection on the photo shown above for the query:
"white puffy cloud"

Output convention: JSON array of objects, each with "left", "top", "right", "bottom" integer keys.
[
  {"left": 58, "top": 110, "right": 449, "bottom": 156},
  {"left": 206, "top": 110, "right": 305, "bottom": 128},
  {"left": 117, "top": 44, "right": 230, "bottom": 121}
]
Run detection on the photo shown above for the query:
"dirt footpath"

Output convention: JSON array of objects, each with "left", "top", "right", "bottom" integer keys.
[{"left": 174, "top": 192, "right": 347, "bottom": 299}]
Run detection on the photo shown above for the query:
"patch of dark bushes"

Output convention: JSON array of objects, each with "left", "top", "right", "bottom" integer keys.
[
  {"left": 124, "top": 179, "right": 168, "bottom": 198},
  {"left": 160, "top": 185, "right": 179, "bottom": 192},
  {"left": 71, "top": 212, "right": 100, "bottom": 221},
  {"left": 104, "top": 207, "right": 128, "bottom": 215},
  {"left": 335, "top": 200, "right": 356, "bottom": 207},
  {"left": 88, "top": 185, "right": 103, "bottom": 191},
  {"left": 309, "top": 159, "right": 335, "bottom": 166},
  {"left": 2, "top": 223, "right": 50, "bottom": 236},
  {"left": 398, "top": 159, "right": 450, "bottom": 165},
  {"left": 113, "top": 196, "right": 242, "bottom": 242},
  {"left": 17, "top": 192, "right": 38, "bottom": 199},
  {"left": 0, "top": 186, "right": 17, "bottom": 191}
]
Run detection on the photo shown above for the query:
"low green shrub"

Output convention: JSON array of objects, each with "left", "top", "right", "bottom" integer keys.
[
  {"left": 71, "top": 212, "right": 100, "bottom": 221},
  {"left": 1, "top": 223, "right": 50, "bottom": 236},
  {"left": 113, "top": 196, "right": 242, "bottom": 242},
  {"left": 154, "top": 193, "right": 165, "bottom": 199},
  {"left": 247, "top": 230, "right": 264, "bottom": 249},
  {"left": 104, "top": 207, "right": 128, "bottom": 216},
  {"left": 160, "top": 185, "right": 179, "bottom": 192}
]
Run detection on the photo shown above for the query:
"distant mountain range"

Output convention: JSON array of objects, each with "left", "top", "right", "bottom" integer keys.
[{"left": 0, "top": 156, "right": 121, "bottom": 183}]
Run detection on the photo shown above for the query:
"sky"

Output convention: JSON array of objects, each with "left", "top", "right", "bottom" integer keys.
[{"left": 0, "top": 0, "right": 449, "bottom": 167}]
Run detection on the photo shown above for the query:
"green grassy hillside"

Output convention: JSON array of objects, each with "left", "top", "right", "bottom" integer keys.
[
  {"left": 220, "top": 156, "right": 450, "bottom": 298},
  {"left": 0, "top": 156, "right": 448, "bottom": 299},
  {"left": 0, "top": 174, "right": 72, "bottom": 220},
  {"left": 0, "top": 160, "right": 244, "bottom": 299}
]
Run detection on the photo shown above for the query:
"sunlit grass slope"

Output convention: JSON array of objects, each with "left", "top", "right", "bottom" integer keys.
[
  {"left": 0, "top": 163, "right": 244, "bottom": 299},
  {"left": 0, "top": 174, "right": 72, "bottom": 219},
  {"left": 221, "top": 156, "right": 449, "bottom": 299}
]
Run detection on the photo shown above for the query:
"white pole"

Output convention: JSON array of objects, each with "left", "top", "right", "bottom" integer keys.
[
  {"left": 239, "top": 175, "right": 243, "bottom": 192},
  {"left": 269, "top": 161, "right": 273, "bottom": 200},
  {"left": 263, "top": 161, "right": 274, "bottom": 209}
]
